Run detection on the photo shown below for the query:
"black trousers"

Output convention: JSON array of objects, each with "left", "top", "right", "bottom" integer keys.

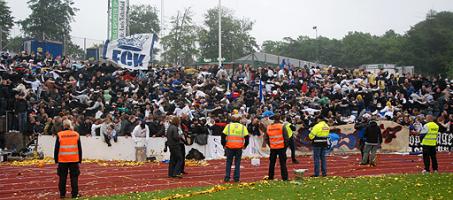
[
  {"left": 268, "top": 148, "right": 288, "bottom": 180},
  {"left": 57, "top": 163, "right": 80, "bottom": 197},
  {"left": 168, "top": 145, "right": 183, "bottom": 177},
  {"left": 288, "top": 137, "right": 296, "bottom": 161},
  {"left": 422, "top": 145, "right": 438, "bottom": 171},
  {"left": 179, "top": 143, "right": 186, "bottom": 173}
]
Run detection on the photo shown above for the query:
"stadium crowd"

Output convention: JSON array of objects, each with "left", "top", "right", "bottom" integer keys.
[{"left": 0, "top": 50, "right": 452, "bottom": 148}]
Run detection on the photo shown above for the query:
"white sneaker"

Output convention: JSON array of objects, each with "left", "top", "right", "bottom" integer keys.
[
  {"left": 433, "top": 170, "right": 438, "bottom": 174},
  {"left": 422, "top": 170, "right": 429, "bottom": 174}
]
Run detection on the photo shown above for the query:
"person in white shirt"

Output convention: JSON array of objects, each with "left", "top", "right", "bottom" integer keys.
[
  {"left": 90, "top": 119, "right": 102, "bottom": 136},
  {"left": 144, "top": 104, "right": 152, "bottom": 118},
  {"left": 131, "top": 120, "right": 150, "bottom": 147},
  {"left": 278, "top": 68, "right": 286, "bottom": 79},
  {"left": 267, "top": 68, "right": 274, "bottom": 78}
]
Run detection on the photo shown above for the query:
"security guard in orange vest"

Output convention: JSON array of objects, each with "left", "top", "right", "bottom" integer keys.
[
  {"left": 264, "top": 114, "right": 289, "bottom": 181},
  {"left": 420, "top": 115, "right": 440, "bottom": 173},
  {"left": 54, "top": 119, "right": 82, "bottom": 198},
  {"left": 222, "top": 114, "right": 249, "bottom": 182}
]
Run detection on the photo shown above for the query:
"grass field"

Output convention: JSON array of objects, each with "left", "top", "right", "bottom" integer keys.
[{"left": 92, "top": 173, "right": 453, "bottom": 200}]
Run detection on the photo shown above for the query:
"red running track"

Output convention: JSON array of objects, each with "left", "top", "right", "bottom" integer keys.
[{"left": 1, "top": 153, "right": 452, "bottom": 200}]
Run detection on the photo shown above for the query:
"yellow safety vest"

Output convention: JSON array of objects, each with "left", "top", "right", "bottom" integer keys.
[
  {"left": 421, "top": 122, "right": 439, "bottom": 146},
  {"left": 309, "top": 121, "right": 330, "bottom": 143},
  {"left": 284, "top": 122, "right": 293, "bottom": 138},
  {"left": 223, "top": 123, "right": 249, "bottom": 149}
]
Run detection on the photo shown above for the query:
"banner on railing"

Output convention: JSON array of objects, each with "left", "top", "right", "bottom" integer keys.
[
  {"left": 295, "top": 121, "right": 410, "bottom": 153},
  {"left": 409, "top": 132, "right": 453, "bottom": 153}
]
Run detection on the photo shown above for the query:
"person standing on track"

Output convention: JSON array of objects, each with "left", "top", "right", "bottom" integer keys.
[
  {"left": 420, "top": 115, "right": 440, "bottom": 173},
  {"left": 309, "top": 117, "right": 330, "bottom": 177},
  {"left": 360, "top": 120, "right": 382, "bottom": 166},
  {"left": 54, "top": 119, "right": 82, "bottom": 199},
  {"left": 167, "top": 116, "right": 184, "bottom": 178},
  {"left": 284, "top": 118, "right": 299, "bottom": 164},
  {"left": 264, "top": 114, "right": 289, "bottom": 181},
  {"left": 221, "top": 114, "right": 250, "bottom": 182}
]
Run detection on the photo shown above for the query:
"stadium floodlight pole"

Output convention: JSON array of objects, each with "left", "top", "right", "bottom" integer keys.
[
  {"left": 218, "top": 0, "right": 222, "bottom": 68},
  {"left": 313, "top": 25, "right": 319, "bottom": 63}
]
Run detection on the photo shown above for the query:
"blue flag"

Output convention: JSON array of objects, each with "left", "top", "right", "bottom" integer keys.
[
  {"left": 279, "top": 59, "right": 286, "bottom": 69},
  {"left": 259, "top": 79, "right": 264, "bottom": 104}
]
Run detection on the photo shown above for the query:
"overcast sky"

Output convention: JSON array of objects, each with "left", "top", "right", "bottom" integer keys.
[{"left": 6, "top": 0, "right": 453, "bottom": 47}]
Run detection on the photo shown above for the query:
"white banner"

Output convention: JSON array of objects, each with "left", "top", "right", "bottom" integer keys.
[
  {"left": 109, "top": 0, "right": 129, "bottom": 40},
  {"left": 103, "top": 33, "right": 157, "bottom": 70},
  {"left": 117, "top": 0, "right": 128, "bottom": 39}
]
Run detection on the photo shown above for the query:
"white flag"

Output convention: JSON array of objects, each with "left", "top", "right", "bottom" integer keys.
[{"left": 103, "top": 33, "right": 157, "bottom": 70}]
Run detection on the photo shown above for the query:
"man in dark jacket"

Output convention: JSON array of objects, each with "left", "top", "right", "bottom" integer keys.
[
  {"left": 54, "top": 120, "right": 82, "bottom": 198},
  {"left": 166, "top": 116, "right": 184, "bottom": 178},
  {"left": 360, "top": 120, "right": 383, "bottom": 166}
]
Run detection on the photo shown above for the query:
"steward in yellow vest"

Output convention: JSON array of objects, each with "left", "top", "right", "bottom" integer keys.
[
  {"left": 309, "top": 118, "right": 330, "bottom": 177},
  {"left": 284, "top": 121, "right": 299, "bottom": 163},
  {"left": 420, "top": 115, "right": 439, "bottom": 173},
  {"left": 221, "top": 114, "right": 249, "bottom": 182}
]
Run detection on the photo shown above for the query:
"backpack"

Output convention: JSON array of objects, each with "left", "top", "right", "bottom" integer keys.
[{"left": 185, "top": 148, "right": 205, "bottom": 160}]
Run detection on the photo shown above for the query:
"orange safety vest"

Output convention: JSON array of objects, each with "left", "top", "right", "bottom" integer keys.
[
  {"left": 57, "top": 130, "right": 80, "bottom": 163},
  {"left": 225, "top": 124, "right": 245, "bottom": 149},
  {"left": 267, "top": 123, "right": 284, "bottom": 149}
]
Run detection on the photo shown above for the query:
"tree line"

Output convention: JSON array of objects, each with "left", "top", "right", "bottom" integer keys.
[
  {"left": 263, "top": 10, "right": 453, "bottom": 77},
  {"left": 0, "top": 0, "right": 452, "bottom": 77}
]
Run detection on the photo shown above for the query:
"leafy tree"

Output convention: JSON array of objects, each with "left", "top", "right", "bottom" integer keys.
[
  {"left": 20, "top": 0, "right": 78, "bottom": 42},
  {"left": 129, "top": 4, "right": 160, "bottom": 35},
  {"left": 161, "top": 8, "right": 199, "bottom": 65},
  {"left": 66, "top": 42, "right": 84, "bottom": 59},
  {"left": 261, "top": 40, "right": 285, "bottom": 55},
  {"left": 4, "top": 36, "right": 24, "bottom": 53},
  {"left": 376, "top": 30, "right": 404, "bottom": 65},
  {"left": 339, "top": 32, "right": 380, "bottom": 66},
  {"left": 402, "top": 10, "right": 453, "bottom": 75},
  {"left": 260, "top": 10, "right": 453, "bottom": 76},
  {"left": 199, "top": 7, "right": 258, "bottom": 62},
  {"left": 0, "top": 0, "right": 14, "bottom": 50}
]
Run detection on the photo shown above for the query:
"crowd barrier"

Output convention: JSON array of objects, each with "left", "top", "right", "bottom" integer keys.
[
  {"left": 409, "top": 132, "right": 453, "bottom": 152},
  {"left": 37, "top": 135, "right": 269, "bottom": 161},
  {"left": 295, "top": 121, "right": 411, "bottom": 153},
  {"left": 37, "top": 121, "right": 452, "bottom": 161}
]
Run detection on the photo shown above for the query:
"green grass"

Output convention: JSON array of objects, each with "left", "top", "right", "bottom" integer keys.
[{"left": 91, "top": 173, "right": 453, "bottom": 200}]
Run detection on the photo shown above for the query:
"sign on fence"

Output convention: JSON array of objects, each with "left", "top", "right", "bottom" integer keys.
[
  {"left": 409, "top": 132, "right": 453, "bottom": 152},
  {"left": 295, "top": 121, "right": 410, "bottom": 153}
]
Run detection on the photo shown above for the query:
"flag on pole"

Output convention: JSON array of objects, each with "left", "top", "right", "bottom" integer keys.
[
  {"left": 279, "top": 59, "right": 286, "bottom": 70},
  {"left": 103, "top": 33, "right": 157, "bottom": 70},
  {"left": 259, "top": 79, "right": 264, "bottom": 104}
]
